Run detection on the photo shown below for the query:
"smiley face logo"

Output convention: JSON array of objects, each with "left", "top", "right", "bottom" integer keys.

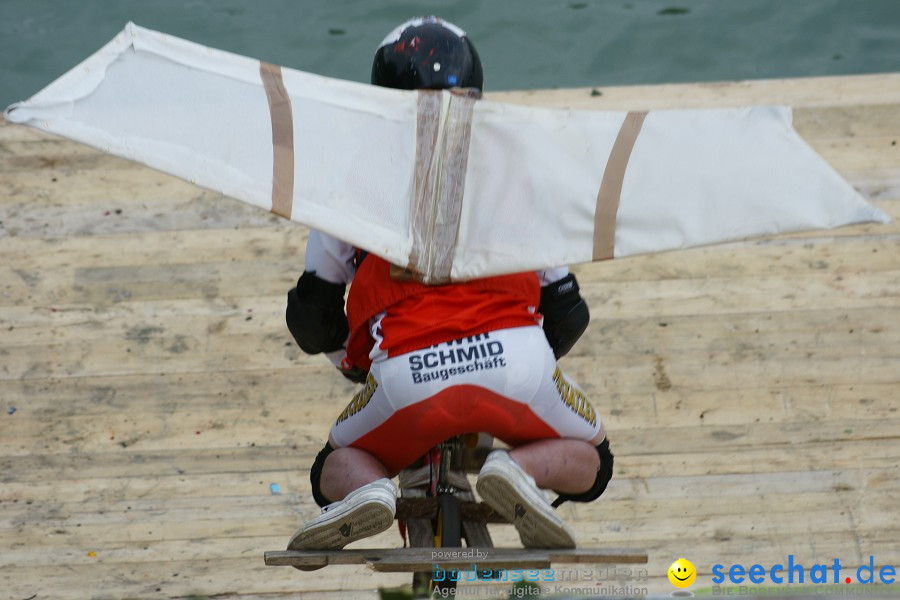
[{"left": 668, "top": 558, "right": 697, "bottom": 588}]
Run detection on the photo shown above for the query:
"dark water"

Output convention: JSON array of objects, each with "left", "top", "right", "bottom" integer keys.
[{"left": 3, "top": 0, "right": 900, "bottom": 108}]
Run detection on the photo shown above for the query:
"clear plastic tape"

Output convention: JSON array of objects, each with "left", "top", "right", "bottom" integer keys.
[{"left": 409, "top": 89, "right": 478, "bottom": 283}]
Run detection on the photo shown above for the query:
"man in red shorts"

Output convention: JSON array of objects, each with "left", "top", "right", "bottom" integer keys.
[{"left": 284, "top": 16, "right": 613, "bottom": 550}]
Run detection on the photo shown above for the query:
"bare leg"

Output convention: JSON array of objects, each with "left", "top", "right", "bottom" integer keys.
[
  {"left": 290, "top": 446, "right": 395, "bottom": 551},
  {"left": 317, "top": 435, "right": 604, "bottom": 501},
  {"left": 509, "top": 437, "right": 603, "bottom": 494},
  {"left": 319, "top": 446, "right": 390, "bottom": 503}
]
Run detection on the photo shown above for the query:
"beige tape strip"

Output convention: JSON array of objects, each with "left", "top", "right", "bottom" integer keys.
[
  {"left": 592, "top": 111, "right": 648, "bottom": 261},
  {"left": 260, "top": 62, "right": 295, "bottom": 219}
]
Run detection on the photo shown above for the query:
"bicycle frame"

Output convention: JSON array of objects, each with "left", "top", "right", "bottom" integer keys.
[{"left": 397, "top": 434, "right": 499, "bottom": 596}]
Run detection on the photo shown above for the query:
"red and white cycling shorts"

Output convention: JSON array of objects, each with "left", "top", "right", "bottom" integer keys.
[{"left": 328, "top": 325, "right": 604, "bottom": 474}]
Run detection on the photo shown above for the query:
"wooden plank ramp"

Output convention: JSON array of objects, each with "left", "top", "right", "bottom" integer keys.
[{"left": 1, "top": 72, "right": 899, "bottom": 599}]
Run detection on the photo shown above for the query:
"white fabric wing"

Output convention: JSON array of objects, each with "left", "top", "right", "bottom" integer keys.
[
  {"left": 5, "top": 23, "right": 889, "bottom": 281},
  {"left": 458, "top": 102, "right": 888, "bottom": 278}
]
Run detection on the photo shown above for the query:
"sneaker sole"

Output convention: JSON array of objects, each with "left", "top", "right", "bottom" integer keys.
[
  {"left": 287, "top": 499, "right": 394, "bottom": 551},
  {"left": 477, "top": 471, "right": 576, "bottom": 549}
]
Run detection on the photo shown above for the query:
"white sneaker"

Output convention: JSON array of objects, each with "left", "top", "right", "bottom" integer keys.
[
  {"left": 288, "top": 478, "right": 397, "bottom": 550},
  {"left": 476, "top": 451, "right": 576, "bottom": 549}
]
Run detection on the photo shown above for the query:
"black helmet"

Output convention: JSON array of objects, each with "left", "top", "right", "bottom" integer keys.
[{"left": 371, "top": 16, "right": 483, "bottom": 91}]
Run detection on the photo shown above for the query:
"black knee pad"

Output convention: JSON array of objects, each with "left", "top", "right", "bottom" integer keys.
[
  {"left": 552, "top": 439, "right": 614, "bottom": 506},
  {"left": 309, "top": 442, "right": 335, "bottom": 508}
]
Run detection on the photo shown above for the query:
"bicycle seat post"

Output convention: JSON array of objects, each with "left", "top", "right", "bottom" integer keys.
[{"left": 436, "top": 437, "right": 461, "bottom": 494}]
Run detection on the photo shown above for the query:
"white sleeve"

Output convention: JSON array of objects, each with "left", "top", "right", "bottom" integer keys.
[
  {"left": 304, "top": 230, "right": 356, "bottom": 285},
  {"left": 536, "top": 266, "right": 570, "bottom": 287}
]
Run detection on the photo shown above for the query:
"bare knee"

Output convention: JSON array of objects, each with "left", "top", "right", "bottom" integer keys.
[{"left": 312, "top": 445, "right": 390, "bottom": 505}]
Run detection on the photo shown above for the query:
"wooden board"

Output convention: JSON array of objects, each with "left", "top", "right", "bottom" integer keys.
[{"left": 263, "top": 547, "right": 649, "bottom": 571}]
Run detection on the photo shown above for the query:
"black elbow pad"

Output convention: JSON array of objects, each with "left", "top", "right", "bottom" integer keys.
[
  {"left": 539, "top": 273, "right": 590, "bottom": 359},
  {"left": 285, "top": 271, "right": 349, "bottom": 355}
]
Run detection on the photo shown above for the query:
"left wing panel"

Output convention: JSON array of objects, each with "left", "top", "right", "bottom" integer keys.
[{"left": 4, "top": 22, "right": 416, "bottom": 267}]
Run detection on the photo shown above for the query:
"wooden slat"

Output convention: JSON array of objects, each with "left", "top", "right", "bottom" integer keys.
[
  {"left": 486, "top": 73, "right": 900, "bottom": 110},
  {"left": 263, "top": 547, "right": 648, "bottom": 570}
]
